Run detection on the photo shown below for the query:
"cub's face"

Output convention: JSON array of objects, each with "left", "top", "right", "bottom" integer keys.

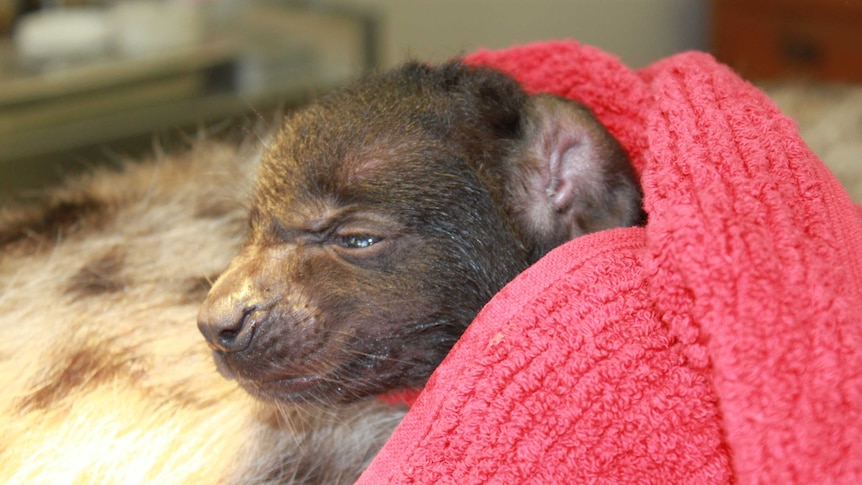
[
  {"left": 197, "top": 62, "right": 533, "bottom": 404},
  {"left": 197, "top": 61, "right": 644, "bottom": 405}
]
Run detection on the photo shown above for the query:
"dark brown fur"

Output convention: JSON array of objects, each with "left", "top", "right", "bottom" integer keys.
[
  {"left": 198, "top": 61, "right": 645, "bottom": 407},
  {"left": 0, "top": 196, "right": 108, "bottom": 250},
  {"left": 65, "top": 247, "right": 129, "bottom": 297}
]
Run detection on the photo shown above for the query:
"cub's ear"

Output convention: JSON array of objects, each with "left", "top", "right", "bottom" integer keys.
[{"left": 507, "top": 94, "right": 645, "bottom": 258}]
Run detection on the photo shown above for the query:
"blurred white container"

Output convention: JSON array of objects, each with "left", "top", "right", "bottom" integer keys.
[{"left": 14, "top": 8, "right": 112, "bottom": 61}]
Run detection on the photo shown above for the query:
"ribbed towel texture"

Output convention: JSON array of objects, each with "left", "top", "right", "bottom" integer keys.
[{"left": 358, "top": 41, "right": 862, "bottom": 484}]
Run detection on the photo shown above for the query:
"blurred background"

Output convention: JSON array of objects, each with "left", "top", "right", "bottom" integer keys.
[{"left": 0, "top": 0, "right": 860, "bottom": 197}]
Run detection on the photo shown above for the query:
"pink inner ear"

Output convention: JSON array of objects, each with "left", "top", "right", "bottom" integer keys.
[
  {"left": 553, "top": 143, "right": 606, "bottom": 214},
  {"left": 544, "top": 114, "right": 602, "bottom": 214}
]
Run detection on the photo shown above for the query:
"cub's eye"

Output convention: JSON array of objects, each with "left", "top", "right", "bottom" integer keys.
[
  {"left": 329, "top": 230, "right": 393, "bottom": 260},
  {"left": 336, "top": 235, "right": 383, "bottom": 250}
]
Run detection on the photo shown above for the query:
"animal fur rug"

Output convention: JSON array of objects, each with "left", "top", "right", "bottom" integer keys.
[
  {"left": 2, "top": 40, "right": 862, "bottom": 484},
  {"left": 0, "top": 140, "right": 405, "bottom": 484}
]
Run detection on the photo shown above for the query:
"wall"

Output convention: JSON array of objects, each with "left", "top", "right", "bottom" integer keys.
[{"left": 334, "top": 0, "right": 709, "bottom": 68}]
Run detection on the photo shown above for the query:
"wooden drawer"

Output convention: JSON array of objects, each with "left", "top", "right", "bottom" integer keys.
[{"left": 712, "top": 0, "right": 862, "bottom": 82}]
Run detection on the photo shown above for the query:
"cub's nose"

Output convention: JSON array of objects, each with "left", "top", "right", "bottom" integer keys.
[{"left": 197, "top": 293, "right": 259, "bottom": 353}]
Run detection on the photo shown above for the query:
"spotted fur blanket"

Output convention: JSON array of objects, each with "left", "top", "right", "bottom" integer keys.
[{"left": 0, "top": 139, "right": 404, "bottom": 483}]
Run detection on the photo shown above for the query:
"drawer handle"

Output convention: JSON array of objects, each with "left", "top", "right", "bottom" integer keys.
[{"left": 780, "top": 36, "right": 823, "bottom": 65}]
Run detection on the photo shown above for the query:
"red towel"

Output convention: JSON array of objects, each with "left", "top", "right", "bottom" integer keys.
[{"left": 358, "top": 41, "right": 862, "bottom": 484}]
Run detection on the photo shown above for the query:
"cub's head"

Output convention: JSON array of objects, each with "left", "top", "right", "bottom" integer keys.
[{"left": 197, "top": 61, "right": 644, "bottom": 405}]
